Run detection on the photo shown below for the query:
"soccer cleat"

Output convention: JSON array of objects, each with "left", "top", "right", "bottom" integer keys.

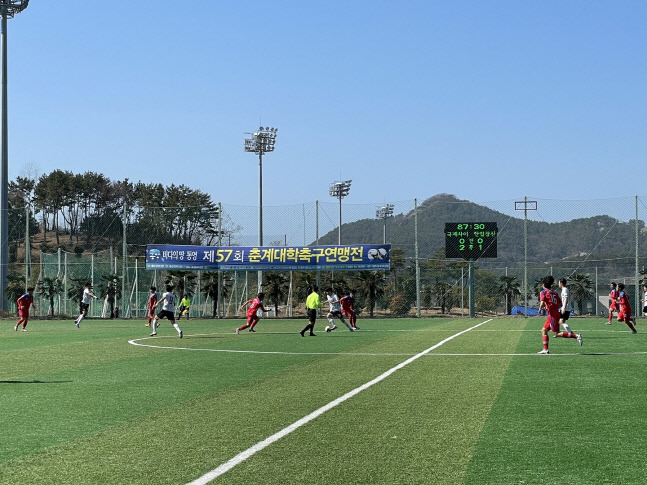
[
  {"left": 235, "top": 328, "right": 240, "bottom": 335},
  {"left": 538, "top": 349, "right": 550, "bottom": 354},
  {"left": 150, "top": 332, "right": 157, "bottom": 336},
  {"left": 14, "top": 324, "right": 18, "bottom": 331},
  {"left": 75, "top": 321, "right": 80, "bottom": 329},
  {"left": 354, "top": 326, "right": 360, "bottom": 330},
  {"left": 309, "top": 333, "right": 317, "bottom": 336},
  {"left": 349, "top": 327, "right": 354, "bottom": 332},
  {"left": 577, "top": 334, "right": 583, "bottom": 346},
  {"left": 632, "top": 329, "right": 638, "bottom": 334},
  {"left": 249, "top": 328, "right": 256, "bottom": 332},
  {"left": 179, "top": 330, "right": 183, "bottom": 339},
  {"left": 300, "top": 331, "right": 305, "bottom": 337},
  {"left": 145, "top": 323, "right": 151, "bottom": 327},
  {"left": 22, "top": 328, "right": 27, "bottom": 332},
  {"left": 606, "top": 321, "right": 612, "bottom": 325},
  {"left": 330, "top": 325, "right": 338, "bottom": 331}
]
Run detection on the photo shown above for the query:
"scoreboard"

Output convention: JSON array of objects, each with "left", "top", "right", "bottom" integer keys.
[{"left": 445, "top": 222, "right": 498, "bottom": 260}]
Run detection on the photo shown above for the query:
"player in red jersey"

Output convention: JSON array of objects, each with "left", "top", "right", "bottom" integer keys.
[
  {"left": 15, "top": 287, "right": 35, "bottom": 332},
  {"left": 607, "top": 282, "right": 618, "bottom": 325},
  {"left": 537, "top": 276, "right": 582, "bottom": 354},
  {"left": 146, "top": 286, "right": 158, "bottom": 327},
  {"left": 236, "top": 292, "right": 271, "bottom": 334},
  {"left": 616, "top": 283, "right": 637, "bottom": 333},
  {"left": 340, "top": 289, "right": 359, "bottom": 330}
]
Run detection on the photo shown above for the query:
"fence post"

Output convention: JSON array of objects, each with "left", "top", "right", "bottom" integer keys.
[
  {"left": 523, "top": 196, "right": 528, "bottom": 317},
  {"left": 218, "top": 201, "right": 223, "bottom": 318},
  {"left": 122, "top": 202, "right": 127, "bottom": 318},
  {"left": 315, "top": 200, "right": 320, "bottom": 302},
  {"left": 635, "top": 195, "right": 640, "bottom": 319},
  {"left": 25, "top": 204, "right": 30, "bottom": 290},
  {"left": 415, "top": 198, "right": 421, "bottom": 318}
]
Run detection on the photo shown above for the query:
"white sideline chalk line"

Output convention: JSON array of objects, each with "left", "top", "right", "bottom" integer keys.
[{"left": 185, "top": 318, "right": 493, "bottom": 485}]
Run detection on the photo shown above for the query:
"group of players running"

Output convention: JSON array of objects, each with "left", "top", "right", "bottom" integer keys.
[
  {"left": 537, "top": 276, "right": 638, "bottom": 354},
  {"left": 235, "top": 286, "right": 358, "bottom": 336},
  {"left": 11, "top": 279, "right": 641, "bottom": 350}
]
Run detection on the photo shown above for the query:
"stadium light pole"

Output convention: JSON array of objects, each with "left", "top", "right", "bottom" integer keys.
[
  {"left": 0, "top": 0, "right": 28, "bottom": 311},
  {"left": 376, "top": 204, "right": 394, "bottom": 244},
  {"left": 244, "top": 126, "right": 277, "bottom": 291},
  {"left": 329, "top": 180, "right": 351, "bottom": 245}
]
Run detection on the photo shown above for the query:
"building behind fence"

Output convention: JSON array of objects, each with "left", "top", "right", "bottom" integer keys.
[{"left": 5, "top": 195, "right": 647, "bottom": 319}]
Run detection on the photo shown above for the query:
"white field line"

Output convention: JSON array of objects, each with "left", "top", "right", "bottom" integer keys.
[{"left": 185, "top": 318, "right": 493, "bottom": 485}]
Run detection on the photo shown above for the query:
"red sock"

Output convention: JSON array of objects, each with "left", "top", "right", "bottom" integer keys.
[
  {"left": 543, "top": 336, "right": 549, "bottom": 350},
  {"left": 238, "top": 324, "right": 250, "bottom": 331}
]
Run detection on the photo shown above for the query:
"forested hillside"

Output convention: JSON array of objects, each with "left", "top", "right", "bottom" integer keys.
[
  {"left": 8, "top": 170, "right": 645, "bottom": 276},
  {"left": 318, "top": 193, "right": 646, "bottom": 270}
]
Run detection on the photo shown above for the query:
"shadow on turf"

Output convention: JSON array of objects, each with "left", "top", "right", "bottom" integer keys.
[{"left": 0, "top": 380, "right": 73, "bottom": 384}]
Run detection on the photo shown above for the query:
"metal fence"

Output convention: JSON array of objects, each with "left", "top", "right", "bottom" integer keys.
[{"left": 5, "top": 195, "right": 647, "bottom": 320}]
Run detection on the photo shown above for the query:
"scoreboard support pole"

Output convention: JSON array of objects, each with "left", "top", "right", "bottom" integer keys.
[{"left": 469, "top": 259, "right": 475, "bottom": 318}]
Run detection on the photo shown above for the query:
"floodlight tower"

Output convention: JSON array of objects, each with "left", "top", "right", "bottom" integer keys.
[
  {"left": 244, "top": 126, "right": 277, "bottom": 291},
  {"left": 0, "top": 0, "right": 29, "bottom": 311},
  {"left": 329, "top": 180, "right": 351, "bottom": 245},
  {"left": 376, "top": 204, "right": 394, "bottom": 244}
]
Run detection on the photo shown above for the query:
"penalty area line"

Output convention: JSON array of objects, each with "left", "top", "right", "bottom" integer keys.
[{"left": 186, "top": 318, "right": 493, "bottom": 485}]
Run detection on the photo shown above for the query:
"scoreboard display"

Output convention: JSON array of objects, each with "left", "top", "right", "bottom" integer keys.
[{"left": 445, "top": 222, "right": 498, "bottom": 260}]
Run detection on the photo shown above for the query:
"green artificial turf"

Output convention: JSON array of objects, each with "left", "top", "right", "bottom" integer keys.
[{"left": 0, "top": 316, "right": 645, "bottom": 484}]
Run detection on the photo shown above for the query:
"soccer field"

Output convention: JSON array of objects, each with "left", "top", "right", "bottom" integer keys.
[{"left": 1, "top": 316, "right": 646, "bottom": 484}]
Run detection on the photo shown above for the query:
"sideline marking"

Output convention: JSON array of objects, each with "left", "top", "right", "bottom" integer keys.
[{"left": 185, "top": 318, "right": 492, "bottom": 484}]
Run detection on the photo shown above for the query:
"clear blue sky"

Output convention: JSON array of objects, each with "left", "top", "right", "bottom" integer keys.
[{"left": 6, "top": 1, "right": 647, "bottom": 207}]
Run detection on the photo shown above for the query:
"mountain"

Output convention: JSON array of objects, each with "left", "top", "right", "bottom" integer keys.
[{"left": 318, "top": 194, "right": 646, "bottom": 272}]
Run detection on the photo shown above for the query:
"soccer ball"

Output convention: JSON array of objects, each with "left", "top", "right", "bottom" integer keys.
[{"left": 325, "top": 326, "right": 331, "bottom": 332}]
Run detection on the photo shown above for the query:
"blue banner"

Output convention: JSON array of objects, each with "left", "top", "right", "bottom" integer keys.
[{"left": 145, "top": 244, "right": 391, "bottom": 271}]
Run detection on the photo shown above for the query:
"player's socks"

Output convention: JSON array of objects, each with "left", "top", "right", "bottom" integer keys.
[
  {"left": 542, "top": 335, "right": 549, "bottom": 351},
  {"left": 563, "top": 324, "right": 573, "bottom": 334},
  {"left": 342, "top": 319, "right": 352, "bottom": 330},
  {"left": 173, "top": 323, "right": 182, "bottom": 335},
  {"left": 238, "top": 324, "right": 249, "bottom": 331},
  {"left": 327, "top": 317, "right": 335, "bottom": 326}
]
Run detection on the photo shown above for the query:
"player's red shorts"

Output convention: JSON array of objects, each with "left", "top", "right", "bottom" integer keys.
[
  {"left": 342, "top": 310, "right": 355, "bottom": 318},
  {"left": 610, "top": 302, "right": 618, "bottom": 312},
  {"left": 543, "top": 311, "right": 560, "bottom": 333},
  {"left": 618, "top": 306, "right": 631, "bottom": 322},
  {"left": 148, "top": 307, "right": 155, "bottom": 317},
  {"left": 247, "top": 309, "right": 259, "bottom": 325},
  {"left": 18, "top": 308, "right": 29, "bottom": 319}
]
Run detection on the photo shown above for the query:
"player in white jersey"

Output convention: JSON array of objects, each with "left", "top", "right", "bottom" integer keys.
[
  {"left": 150, "top": 285, "right": 183, "bottom": 338},
  {"left": 75, "top": 282, "right": 98, "bottom": 328},
  {"left": 324, "top": 287, "right": 353, "bottom": 331},
  {"left": 558, "top": 278, "right": 574, "bottom": 335}
]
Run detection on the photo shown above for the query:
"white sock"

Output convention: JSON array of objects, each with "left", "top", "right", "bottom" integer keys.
[
  {"left": 563, "top": 324, "right": 572, "bottom": 334},
  {"left": 342, "top": 319, "right": 352, "bottom": 330},
  {"left": 77, "top": 314, "right": 84, "bottom": 324},
  {"left": 328, "top": 318, "right": 335, "bottom": 326},
  {"left": 173, "top": 323, "right": 181, "bottom": 334},
  {"left": 152, "top": 319, "right": 158, "bottom": 332}
]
